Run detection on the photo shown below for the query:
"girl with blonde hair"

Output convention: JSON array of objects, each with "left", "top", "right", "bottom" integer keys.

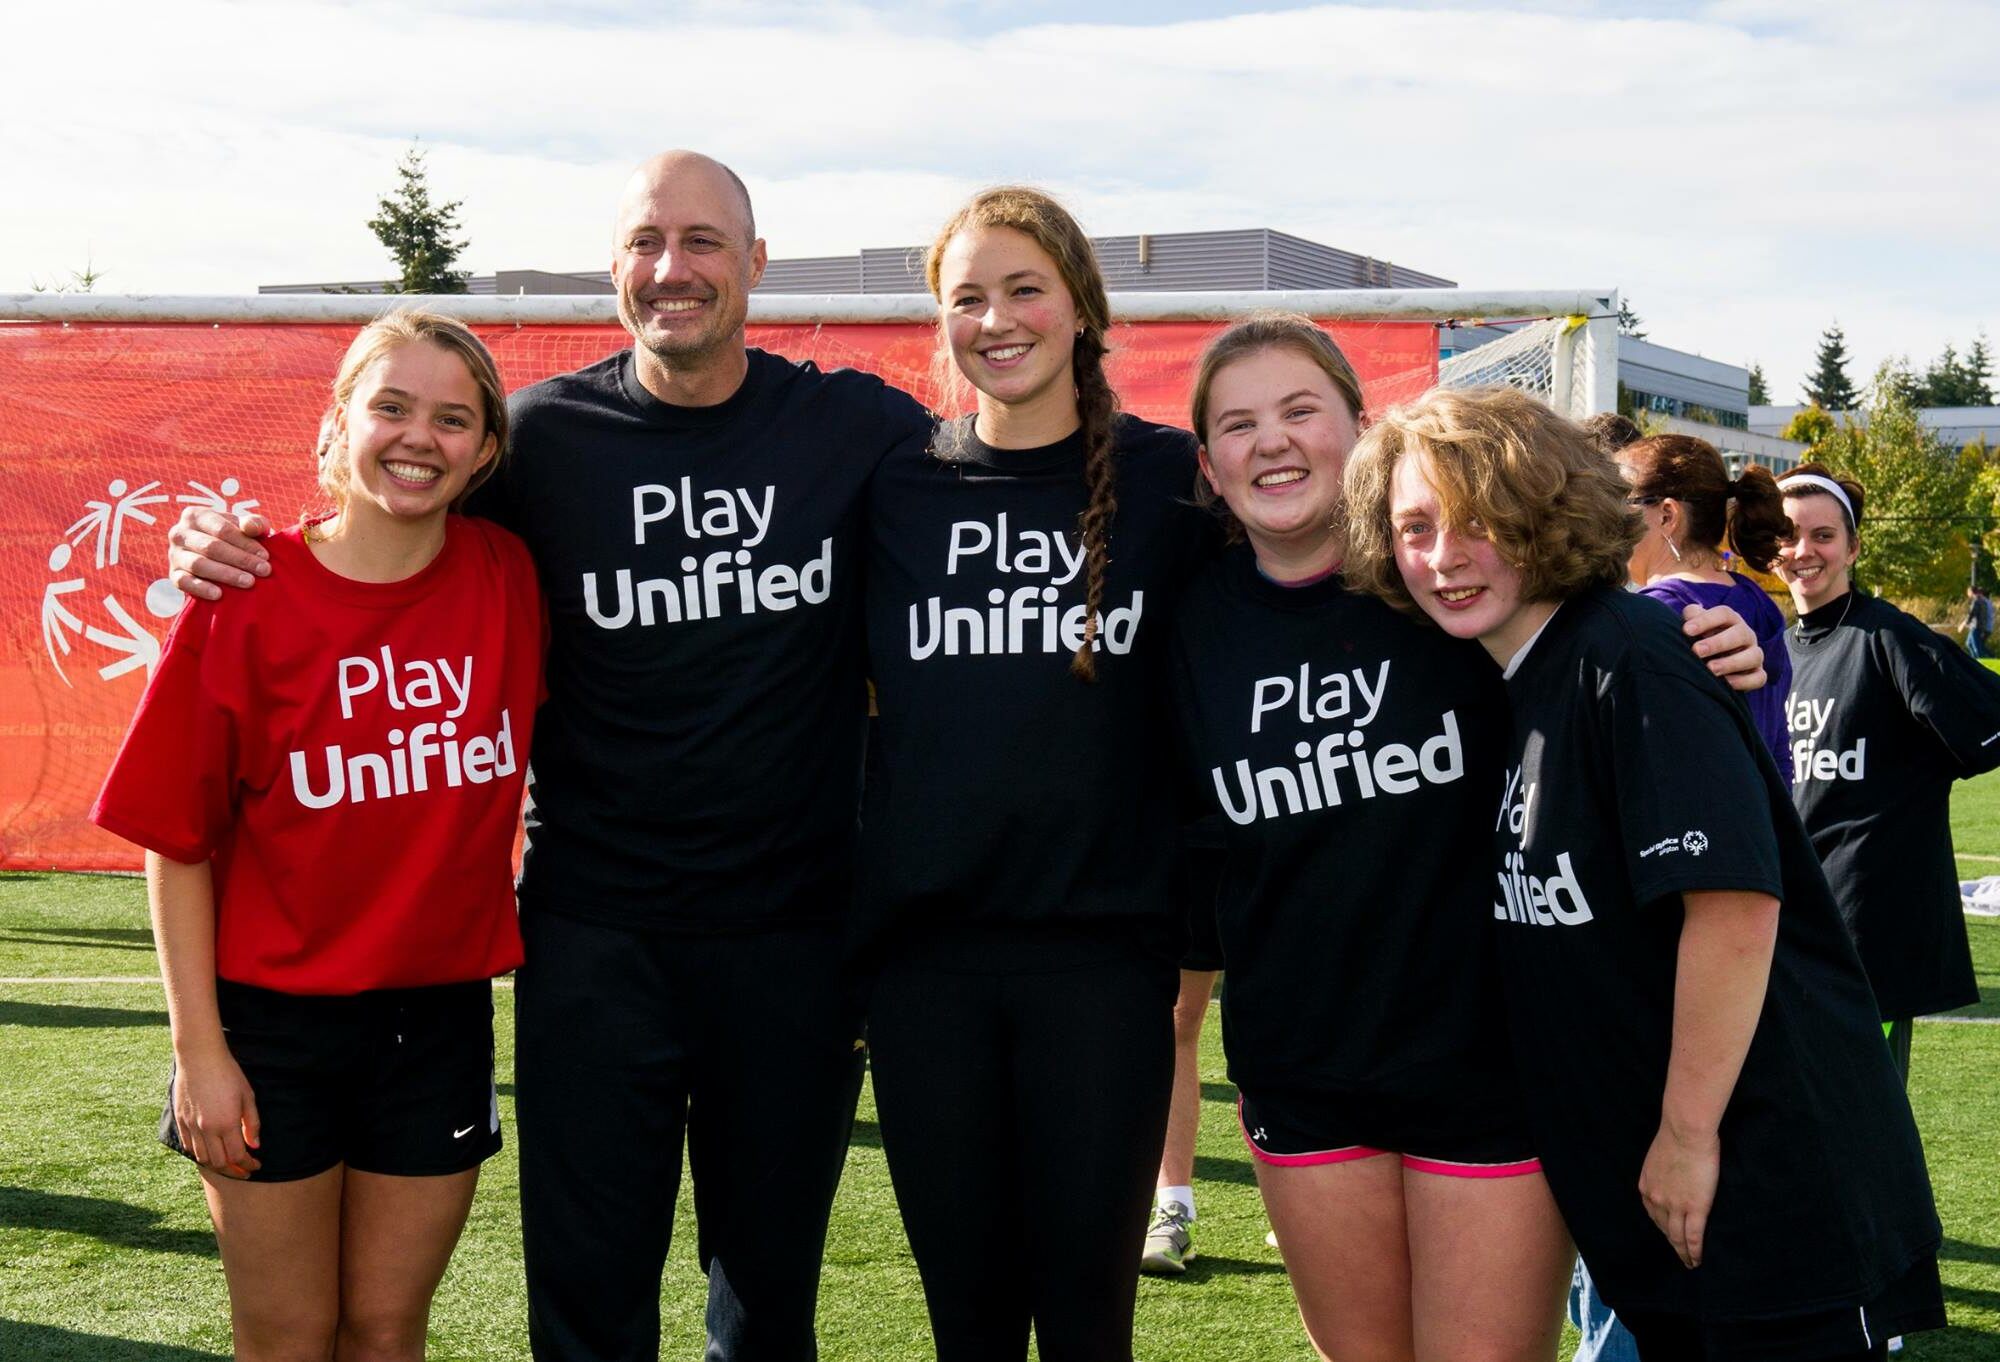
[{"left": 93, "top": 311, "right": 543, "bottom": 1362}]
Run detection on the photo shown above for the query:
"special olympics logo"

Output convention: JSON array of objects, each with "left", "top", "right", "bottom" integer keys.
[
  {"left": 1682, "top": 830, "right": 1710, "bottom": 857},
  {"left": 39, "top": 477, "right": 261, "bottom": 686}
]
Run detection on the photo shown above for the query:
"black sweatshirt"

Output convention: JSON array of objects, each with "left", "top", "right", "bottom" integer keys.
[
  {"left": 1785, "top": 589, "right": 2000, "bottom": 1017},
  {"left": 1498, "top": 585, "right": 1937, "bottom": 1321},
  {"left": 852, "top": 414, "right": 1214, "bottom": 958},
  {"left": 1168, "top": 550, "right": 1519, "bottom": 1098},
  {"left": 470, "top": 348, "right": 930, "bottom": 931}
]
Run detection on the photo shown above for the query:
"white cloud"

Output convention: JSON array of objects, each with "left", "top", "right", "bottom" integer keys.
[{"left": 1, "top": 0, "right": 1993, "bottom": 395}]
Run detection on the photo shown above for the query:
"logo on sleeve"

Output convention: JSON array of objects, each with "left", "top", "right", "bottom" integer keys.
[{"left": 1639, "top": 829, "right": 1709, "bottom": 859}]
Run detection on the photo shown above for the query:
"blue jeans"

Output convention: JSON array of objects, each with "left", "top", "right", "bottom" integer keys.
[{"left": 1569, "top": 1256, "right": 1640, "bottom": 1362}]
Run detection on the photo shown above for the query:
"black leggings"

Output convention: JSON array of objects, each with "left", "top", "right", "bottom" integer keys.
[{"left": 867, "top": 933, "right": 1176, "bottom": 1362}]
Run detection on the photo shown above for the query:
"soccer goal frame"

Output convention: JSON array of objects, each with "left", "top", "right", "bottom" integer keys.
[{"left": 0, "top": 288, "right": 1621, "bottom": 419}]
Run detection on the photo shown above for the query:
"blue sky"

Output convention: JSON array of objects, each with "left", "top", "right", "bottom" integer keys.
[{"left": 3, "top": 0, "right": 1993, "bottom": 399}]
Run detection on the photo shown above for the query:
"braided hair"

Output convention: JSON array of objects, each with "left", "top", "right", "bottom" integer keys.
[{"left": 924, "top": 187, "right": 1119, "bottom": 681}]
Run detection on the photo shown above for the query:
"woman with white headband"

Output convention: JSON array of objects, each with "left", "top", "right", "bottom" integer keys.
[{"left": 1778, "top": 461, "right": 2000, "bottom": 1084}]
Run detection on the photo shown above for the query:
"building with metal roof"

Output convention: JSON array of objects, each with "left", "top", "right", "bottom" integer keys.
[{"left": 260, "top": 227, "right": 1454, "bottom": 297}]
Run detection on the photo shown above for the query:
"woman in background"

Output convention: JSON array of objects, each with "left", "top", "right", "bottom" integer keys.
[
  {"left": 1619, "top": 433, "right": 1794, "bottom": 779},
  {"left": 1778, "top": 463, "right": 2000, "bottom": 1083}
]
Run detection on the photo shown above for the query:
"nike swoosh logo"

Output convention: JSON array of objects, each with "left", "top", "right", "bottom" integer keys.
[{"left": 453, "top": 1125, "right": 476, "bottom": 1139}]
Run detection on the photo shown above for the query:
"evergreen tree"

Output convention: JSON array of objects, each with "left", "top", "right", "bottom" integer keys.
[
  {"left": 1928, "top": 336, "right": 2000, "bottom": 410},
  {"left": 1969, "top": 334, "right": 1995, "bottom": 406},
  {"left": 1616, "top": 299, "right": 1646, "bottom": 339},
  {"left": 1802, "top": 323, "right": 1858, "bottom": 410},
  {"left": 367, "top": 145, "right": 470, "bottom": 295},
  {"left": 1915, "top": 335, "right": 1994, "bottom": 407},
  {"left": 1913, "top": 343, "right": 1960, "bottom": 406},
  {"left": 1747, "top": 361, "right": 1769, "bottom": 406}
]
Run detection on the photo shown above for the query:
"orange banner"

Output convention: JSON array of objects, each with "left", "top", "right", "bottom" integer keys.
[{"left": 0, "top": 319, "right": 1436, "bottom": 870}]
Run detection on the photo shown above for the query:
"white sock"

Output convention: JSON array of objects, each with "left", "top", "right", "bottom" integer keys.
[{"left": 1158, "top": 1186, "right": 1195, "bottom": 1219}]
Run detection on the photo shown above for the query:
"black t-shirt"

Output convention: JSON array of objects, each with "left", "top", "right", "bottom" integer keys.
[
  {"left": 1498, "top": 585, "right": 1937, "bottom": 1321},
  {"left": 852, "top": 414, "right": 1214, "bottom": 956},
  {"left": 471, "top": 348, "right": 930, "bottom": 930},
  {"left": 1785, "top": 589, "right": 2000, "bottom": 1017},
  {"left": 1169, "top": 549, "right": 1519, "bottom": 1098}
]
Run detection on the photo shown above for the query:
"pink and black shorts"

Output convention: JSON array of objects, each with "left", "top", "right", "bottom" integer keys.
[{"left": 1237, "top": 1084, "right": 1540, "bottom": 1179}]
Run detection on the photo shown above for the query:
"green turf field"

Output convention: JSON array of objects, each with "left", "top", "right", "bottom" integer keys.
[{"left": 5, "top": 803, "right": 1998, "bottom": 1359}]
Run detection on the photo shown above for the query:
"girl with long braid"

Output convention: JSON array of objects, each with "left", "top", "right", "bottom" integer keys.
[{"left": 854, "top": 187, "right": 1213, "bottom": 1360}]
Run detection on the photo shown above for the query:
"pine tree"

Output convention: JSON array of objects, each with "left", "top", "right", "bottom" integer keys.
[
  {"left": 1746, "top": 362, "right": 1769, "bottom": 406},
  {"left": 1952, "top": 336, "right": 1984, "bottom": 410},
  {"left": 1616, "top": 299, "right": 1646, "bottom": 339},
  {"left": 1802, "top": 324, "right": 1858, "bottom": 411},
  {"left": 367, "top": 145, "right": 470, "bottom": 295},
  {"left": 1912, "top": 338, "right": 1994, "bottom": 407}
]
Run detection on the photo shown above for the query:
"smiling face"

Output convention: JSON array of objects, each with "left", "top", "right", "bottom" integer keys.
[
  {"left": 1389, "top": 451, "right": 1548, "bottom": 663},
  {"left": 1776, "top": 492, "right": 1858, "bottom": 609},
  {"left": 1198, "top": 345, "right": 1359, "bottom": 575},
  {"left": 610, "top": 154, "right": 766, "bottom": 375},
  {"left": 333, "top": 341, "right": 497, "bottom": 529},
  {"left": 936, "top": 225, "right": 1081, "bottom": 429}
]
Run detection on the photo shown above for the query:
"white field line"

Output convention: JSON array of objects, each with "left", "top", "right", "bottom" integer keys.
[{"left": 1958, "top": 852, "right": 2000, "bottom": 862}]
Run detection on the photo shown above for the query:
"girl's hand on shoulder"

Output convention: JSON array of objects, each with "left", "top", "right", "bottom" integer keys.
[
  {"left": 1683, "top": 603, "right": 1766, "bottom": 693},
  {"left": 1638, "top": 1120, "right": 1720, "bottom": 1269},
  {"left": 174, "top": 1043, "right": 262, "bottom": 1179}
]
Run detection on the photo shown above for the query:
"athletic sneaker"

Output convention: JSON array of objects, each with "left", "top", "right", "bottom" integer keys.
[{"left": 1140, "top": 1200, "right": 1196, "bottom": 1274}]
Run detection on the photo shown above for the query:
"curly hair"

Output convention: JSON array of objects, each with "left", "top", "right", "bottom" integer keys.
[
  {"left": 1342, "top": 385, "right": 1640, "bottom": 614},
  {"left": 1186, "top": 313, "right": 1365, "bottom": 541},
  {"left": 924, "top": 186, "right": 1118, "bottom": 681},
  {"left": 319, "top": 309, "right": 508, "bottom": 517},
  {"left": 1621, "top": 433, "right": 1792, "bottom": 573},
  {"left": 1580, "top": 410, "right": 1643, "bottom": 453}
]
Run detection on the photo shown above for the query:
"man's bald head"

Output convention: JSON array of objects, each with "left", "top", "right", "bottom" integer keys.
[{"left": 618, "top": 150, "right": 756, "bottom": 242}]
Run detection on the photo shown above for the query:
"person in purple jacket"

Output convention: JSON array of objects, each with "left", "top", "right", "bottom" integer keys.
[{"left": 1616, "top": 434, "right": 1795, "bottom": 782}]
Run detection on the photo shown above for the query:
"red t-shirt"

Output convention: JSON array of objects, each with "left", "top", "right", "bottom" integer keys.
[{"left": 92, "top": 517, "right": 544, "bottom": 994}]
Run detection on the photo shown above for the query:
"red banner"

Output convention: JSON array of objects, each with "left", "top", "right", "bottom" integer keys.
[{"left": 0, "top": 319, "right": 1436, "bottom": 870}]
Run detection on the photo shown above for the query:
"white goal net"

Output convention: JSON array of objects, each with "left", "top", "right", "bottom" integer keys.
[{"left": 1437, "top": 315, "right": 1603, "bottom": 419}]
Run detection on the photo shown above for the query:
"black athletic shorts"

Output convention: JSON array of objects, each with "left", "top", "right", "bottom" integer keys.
[
  {"left": 1237, "top": 1080, "right": 1539, "bottom": 1176},
  {"left": 1618, "top": 1250, "right": 1943, "bottom": 1361},
  {"left": 159, "top": 977, "right": 500, "bottom": 1182}
]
